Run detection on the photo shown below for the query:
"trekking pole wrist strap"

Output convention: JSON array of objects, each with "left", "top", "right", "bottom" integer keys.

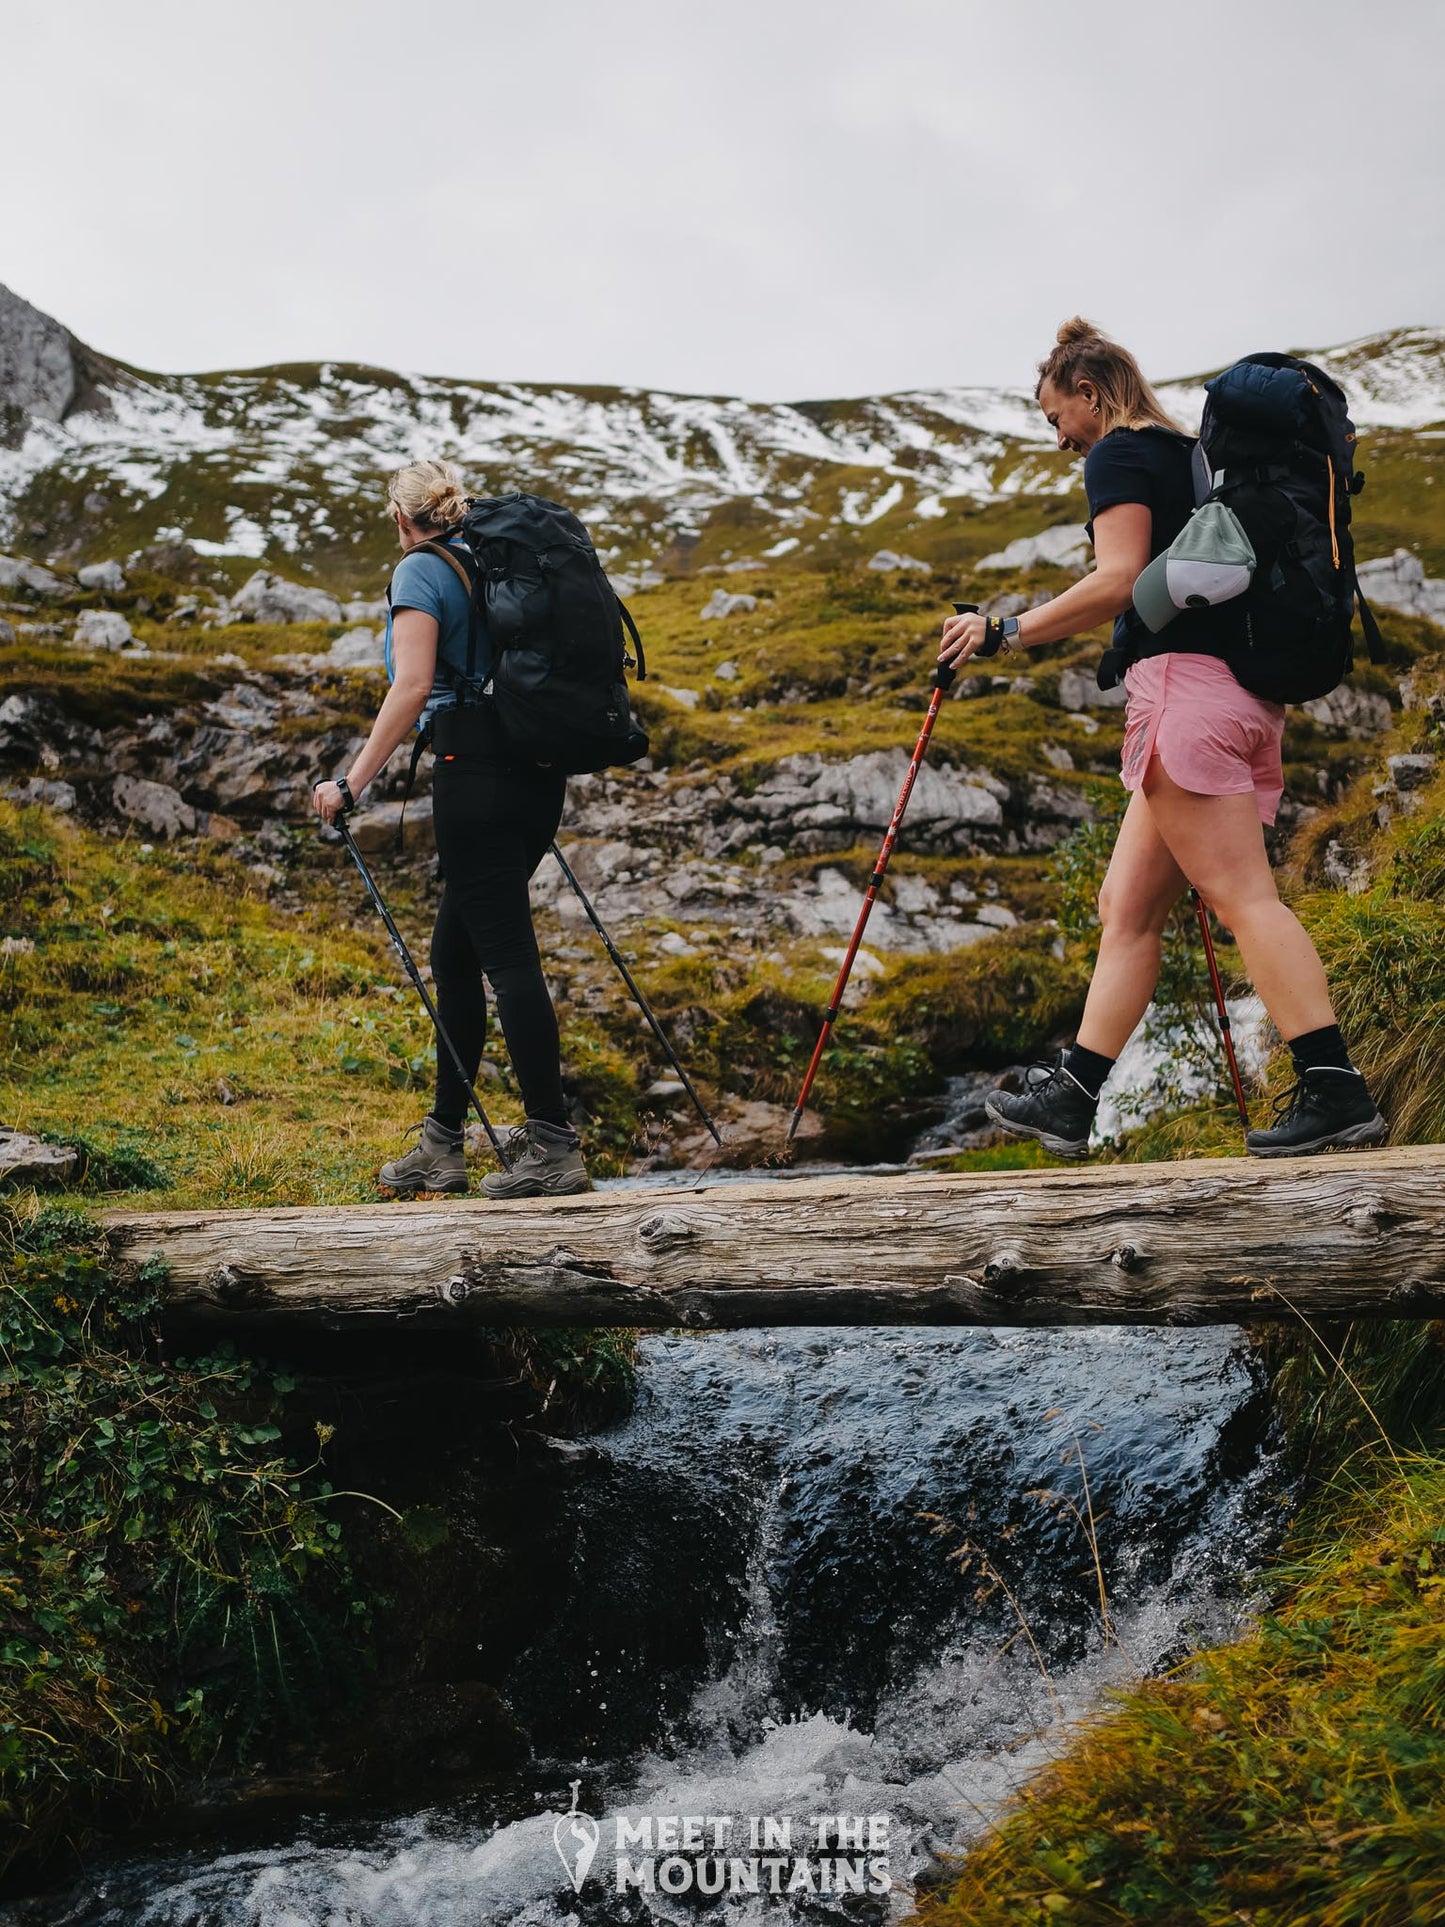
[{"left": 335, "top": 775, "right": 356, "bottom": 812}]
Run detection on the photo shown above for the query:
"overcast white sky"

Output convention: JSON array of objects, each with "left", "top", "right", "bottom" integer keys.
[{"left": 5, "top": 0, "right": 1442, "bottom": 399}]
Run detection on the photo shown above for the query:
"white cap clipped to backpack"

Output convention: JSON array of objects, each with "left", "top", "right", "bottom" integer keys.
[{"left": 1131, "top": 499, "right": 1257, "bottom": 634}]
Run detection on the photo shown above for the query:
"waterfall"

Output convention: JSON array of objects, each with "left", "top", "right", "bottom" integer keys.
[{"left": 8, "top": 1317, "right": 1286, "bottom": 1925}]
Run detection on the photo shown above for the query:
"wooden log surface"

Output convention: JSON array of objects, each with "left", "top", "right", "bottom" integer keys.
[{"left": 98, "top": 1144, "right": 1445, "bottom": 1329}]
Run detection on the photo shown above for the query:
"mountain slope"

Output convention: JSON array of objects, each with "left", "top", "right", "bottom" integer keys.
[{"left": 2, "top": 282, "right": 1441, "bottom": 590}]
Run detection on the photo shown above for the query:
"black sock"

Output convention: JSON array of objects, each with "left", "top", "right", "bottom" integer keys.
[
  {"left": 1063, "top": 1043, "right": 1115, "bottom": 1100},
  {"left": 1287, "top": 1024, "right": 1354, "bottom": 1074}
]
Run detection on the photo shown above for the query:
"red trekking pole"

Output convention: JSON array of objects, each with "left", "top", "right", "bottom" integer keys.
[
  {"left": 1192, "top": 887, "right": 1250, "bottom": 1131},
  {"left": 786, "top": 604, "right": 991, "bottom": 1145}
]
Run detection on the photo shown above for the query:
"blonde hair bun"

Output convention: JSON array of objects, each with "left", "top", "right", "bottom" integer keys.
[
  {"left": 387, "top": 459, "right": 471, "bottom": 532},
  {"left": 1055, "top": 315, "right": 1105, "bottom": 349}
]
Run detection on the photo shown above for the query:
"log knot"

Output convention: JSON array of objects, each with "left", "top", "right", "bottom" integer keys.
[
  {"left": 1110, "top": 1244, "right": 1142, "bottom": 1274},
  {"left": 637, "top": 1211, "right": 702, "bottom": 1251},
  {"left": 983, "top": 1249, "right": 1025, "bottom": 1289},
  {"left": 203, "top": 1263, "right": 274, "bottom": 1309}
]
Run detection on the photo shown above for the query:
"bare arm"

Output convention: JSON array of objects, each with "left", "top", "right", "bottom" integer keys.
[
  {"left": 938, "top": 502, "right": 1154, "bottom": 666},
  {"left": 312, "top": 608, "right": 437, "bottom": 823}
]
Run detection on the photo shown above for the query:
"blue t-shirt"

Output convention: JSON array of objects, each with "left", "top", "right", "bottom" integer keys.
[
  {"left": 1084, "top": 425, "right": 1233, "bottom": 664},
  {"left": 384, "top": 538, "right": 489, "bottom": 728}
]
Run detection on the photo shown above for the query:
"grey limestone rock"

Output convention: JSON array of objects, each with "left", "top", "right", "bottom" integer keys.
[
  {"left": 0, "top": 554, "right": 66, "bottom": 596},
  {"left": 1355, "top": 549, "right": 1445, "bottom": 625},
  {"left": 699, "top": 589, "right": 757, "bottom": 620},
  {"left": 0, "top": 1127, "right": 79, "bottom": 1188},
  {"left": 328, "top": 626, "right": 384, "bottom": 667},
  {"left": 1058, "top": 666, "right": 1127, "bottom": 711},
  {"left": 1301, "top": 684, "right": 1393, "bottom": 736},
  {"left": 977, "top": 525, "right": 1090, "bottom": 574},
  {"left": 867, "top": 549, "right": 931, "bottom": 574},
  {"left": 74, "top": 609, "right": 135, "bottom": 651},
  {"left": 77, "top": 559, "right": 127, "bottom": 593},
  {"left": 0, "top": 282, "right": 76, "bottom": 429},
  {"left": 113, "top": 774, "right": 197, "bottom": 838},
  {"left": 232, "top": 571, "right": 343, "bottom": 625}
]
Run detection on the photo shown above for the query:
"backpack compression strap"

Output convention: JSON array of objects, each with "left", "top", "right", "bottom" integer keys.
[
  {"left": 1355, "top": 587, "right": 1388, "bottom": 666},
  {"left": 617, "top": 596, "right": 647, "bottom": 680}
]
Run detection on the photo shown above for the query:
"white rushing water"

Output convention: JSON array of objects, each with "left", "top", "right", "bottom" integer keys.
[{"left": 9, "top": 1320, "right": 1286, "bottom": 1926}]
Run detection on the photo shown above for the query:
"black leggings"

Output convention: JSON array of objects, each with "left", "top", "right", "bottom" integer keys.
[{"left": 429, "top": 753, "right": 568, "bottom": 1131}]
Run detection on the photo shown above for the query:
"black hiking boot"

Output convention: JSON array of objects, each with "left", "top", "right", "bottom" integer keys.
[
  {"left": 1244, "top": 1067, "right": 1387, "bottom": 1158},
  {"left": 984, "top": 1054, "right": 1098, "bottom": 1160}
]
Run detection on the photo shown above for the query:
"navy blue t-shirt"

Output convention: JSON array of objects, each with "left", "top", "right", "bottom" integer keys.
[{"left": 1084, "top": 425, "right": 1234, "bottom": 665}]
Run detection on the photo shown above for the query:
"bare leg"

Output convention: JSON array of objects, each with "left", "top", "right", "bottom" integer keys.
[
  {"left": 1075, "top": 790, "right": 1189, "bottom": 1059},
  {"left": 1140, "top": 760, "right": 1335, "bottom": 1040}
]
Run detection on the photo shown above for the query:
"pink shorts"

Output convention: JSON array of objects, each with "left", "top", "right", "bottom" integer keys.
[{"left": 1120, "top": 653, "right": 1286, "bottom": 825}]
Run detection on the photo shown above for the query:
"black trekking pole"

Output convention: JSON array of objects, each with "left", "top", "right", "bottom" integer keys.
[
  {"left": 330, "top": 812, "right": 513, "bottom": 1170},
  {"left": 549, "top": 842, "right": 724, "bottom": 1148},
  {"left": 786, "top": 604, "right": 994, "bottom": 1145},
  {"left": 1192, "top": 888, "right": 1250, "bottom": 1132}
]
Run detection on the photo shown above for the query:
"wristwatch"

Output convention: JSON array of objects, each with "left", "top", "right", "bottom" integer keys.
[{"left": 998, "top": 615, "right": 1022, "bottom": 654}]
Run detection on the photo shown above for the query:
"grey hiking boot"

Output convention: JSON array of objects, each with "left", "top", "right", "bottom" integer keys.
[
  {"left": 480, "top": 1119, "right": 591, "bottom": 1200},
  {"left": 378, "top": 1115, "right": 468, "bottom": 1195},
  {"left": 984, "top": 1054, "right": 1098, "bottom": 1159},
  {"left": 1245, "top": 1067, "right": 1388, "bottom": 1158}
]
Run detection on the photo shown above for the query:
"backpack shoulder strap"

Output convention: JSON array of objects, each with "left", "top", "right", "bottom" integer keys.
[
  {"left": 1191, "top": 439, "right": 1214, "bottom": 508},
  {"left": 413, "top": 537, "right": 483, "bottom": 685}
]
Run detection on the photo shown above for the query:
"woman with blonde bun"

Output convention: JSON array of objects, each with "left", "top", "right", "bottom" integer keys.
[
  {"left": 313, "top": 459, "right": 589, "bottom": 1199},
  {"left": 938, "top": 319, "right": 1385, "bottom": 1160}
]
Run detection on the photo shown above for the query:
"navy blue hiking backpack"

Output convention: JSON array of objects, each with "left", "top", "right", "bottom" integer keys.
[{"left": 1197, "top": 353, "right": 1387, "bottom": 704}]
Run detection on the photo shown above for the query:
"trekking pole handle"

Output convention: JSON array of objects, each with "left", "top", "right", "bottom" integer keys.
[{"left": 937, "top": 601, "right": 984, "bottom": 692}]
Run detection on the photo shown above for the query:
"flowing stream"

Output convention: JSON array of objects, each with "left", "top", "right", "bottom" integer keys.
[{"left": 5, "top": 1077, "right": 1291, "bottom": 1924}]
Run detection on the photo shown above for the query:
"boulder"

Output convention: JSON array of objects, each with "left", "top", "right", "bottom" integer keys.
[
  {"left": 607, "top": 569, "right": 665, "bottom": 596},
  {"left": 74, "top": 609, "right": 134, "bottom": 652},
  {"left": 1058, "top": 666, "right": 1127, "bottom": 711},
  {"left": 867, "top": 550, "right": 931, "bottom": 574},
  {"left": 342, "top": 597, "right": 389, "bottom": 624},
  {"left": 1355, "top": 549, "right": 1445, "bottom": 625},
  {"left": 232, "top": 571, "right": 343, "bottom": 625},
  {"left": 0, "top": 554, "right": 66, "bottom": 596},
  {"left": 1386, "top": 752, "right": 1437, "bottom": 791},
  {"left": 744, "top": 750, "right": 1005, "bottom": 836},
  {"left": 700, "top": 589, "right": 757, "bottom": 620},
  {"left": 1301, "top": 684, "right": 1393, "bottom": 736},
  {"left": 0, "top": 619, "right": 13, "bottom": 646},
  {"left": 329, "top": 626, "right": 384, "bottom": 667},
  {"left": 1, "top": 776, "right": 76, "bottom": 812},
  {"left": 347, "top": 795, "right": 434, "bottom": 853},
  {"left": 112, "top": 774, "right": 197, "bottom": 838},
  {"left": 977, "top": 525, "right": 1090, "bottom": 573},
  {"left": 713, "top": 660, "right": 739, "bottom": 681},
  {"left": 77, "top": 559, "right": 127, "bottom": 593},
  {"left": 0, "top": 1127, "right": 79, "bottom": 1188}
]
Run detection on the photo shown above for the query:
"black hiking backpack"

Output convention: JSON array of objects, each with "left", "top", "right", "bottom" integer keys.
[
  {"left": 1196, "top": 352, "right": 1387, "bottom": 704},
  {"left": 420, "top": 491, "right": 649, "bottom": 774}
]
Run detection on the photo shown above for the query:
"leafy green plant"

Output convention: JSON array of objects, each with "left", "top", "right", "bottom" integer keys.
[{"left": 0, "top": 1206, "right": 369, "bottom": 1872}]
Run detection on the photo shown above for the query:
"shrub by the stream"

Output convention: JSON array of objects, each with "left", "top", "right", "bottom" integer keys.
[{"left": 0, "top": 1206, "right": 367, "bottom": 1875}]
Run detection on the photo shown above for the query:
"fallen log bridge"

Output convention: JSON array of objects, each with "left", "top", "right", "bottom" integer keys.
[{"left": 99, "top": 1145, "right": 1445, "bottom": 1330}]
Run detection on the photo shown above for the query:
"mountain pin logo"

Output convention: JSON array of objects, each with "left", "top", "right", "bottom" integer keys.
[{"left": 554, "top": 1779, "right": 600, "bottom": 1893}]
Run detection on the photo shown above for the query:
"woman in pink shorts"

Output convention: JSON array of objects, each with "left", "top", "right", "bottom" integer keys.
[{"left": 937, "top": 318, "right": 1385, "bottom": 1160}]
